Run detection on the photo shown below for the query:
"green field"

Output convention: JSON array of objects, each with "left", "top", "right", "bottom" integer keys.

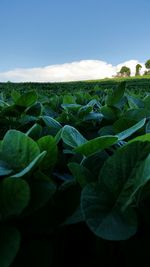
[
  {"left": 1, "top": 75, "right": 150, "bottom": 96},
  {"left": 1, "top": 81, "right": 150, "bottom": 266}
]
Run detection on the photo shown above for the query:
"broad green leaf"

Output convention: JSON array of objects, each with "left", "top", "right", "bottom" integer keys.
[
  {"left": 68, "top": 162, "right": 93, "bottom": 187},
  {"left": 81, "top": 141, "right": 150, "bottom": 240},
  {"left": 26, "top": 123, "right": 42, "bottom": 140},
  {"left": 10, "top": 151, "right": 46, "bottom": 178},
  {"left": 78, "top": 105, "right": 93, "bottom": 118},
  {"left": 83, "top": 112, "right": 103, "bottom": 122},
  {"left": 98, "top": 125, "right": 114, "bottom": 136},
  {"left": 74, "top": 135, "right": 118, "bottom": 156},
  {"left": 15, "top": 91, "right": 37, "bottom": 107},
  {"left": 0, "top": 161, "right": 13, "bottom": 177},
  {"left": 124, "top": 108, "right": 150, "bottom": 121},
  {"left": 23, "top": 171, "right": 56, "bottom": 215},
  {"left": 128, "top": 133, "right": 150, "bottom": 143},
  {"left": 61, "top": 125, "right": 87, "bottom": 148},
  {"left": 101, "top": 106, "right": 120, "bottom": 121},
  {"left": 0, "top": 100, "right": 9, "bottom": 107},
  {"left": 41, "top": 115, "right": 62, "bottom": 130},
  {"left": 43, "top": 104, "right": 58, "bottom": 117},
  {"left": 0, "top": 227, "right": 21, "bottom": 267},
  {"left": 25, "top": 102, "right": 42, "bottom": 116},
  {"left": 19, "top": 115, "right": 37, "bottom": 125},
  {"left": 53, "top": 172, "right": 73, "bottom": 181},
  {"left": 82, "top": 150, "right": 109, "bottom": 177},
  {"left": 137, "top": 181, "right": 150, "bottom": 224},
  {"left": 81, "top": 183, "right": 137, "bottom": 240},
  {"left": 0, "top": 177, "right": 30, "bottom": 218},
  {"left": 126, "top": 94, "right": 144, "bottom": 109},
  {"left": 63, "top": 94, "right": 76, "bottom": 104},
  {"left": 55, "top": 128, "right": 62, "bottom": 144},
  {"left": 114, "top": 95, "right": 127, "bottom": 109},
  {"left": 61, "top": 103, "right": 81, "bottom": 111},
  {"left": 106, "top": 82, "right": 126, "bottom": 106},
  {"left": 122, "top": 153, "right": 150, "bottom": 210},
  {"left": 113, "top": 118, "right": 136, "bottom": 133},
  {"left": 37, "top": 136, "right": 58, "bottom": 171},
  {"left": 63, "top": 149, "right": 76, "bottom": 155},
  {"left": 143, "top": 95, "right": 150, "bottom": 109},
  {"left": 145, "top": 120, "right": 150, "bottom": 133},
  {"left": 1, "top": 130, "right": 40, "bottom": 172},
  {"left": 0, "top": 141, "right": 2, "bottom": 151},
  {"left": 116, "top": 118, "right": 146, "bottom": 141},
  {"left": 1, "top": 105, "right": 21, "bottom": 117},
  {"left": 48, "top": 94, "right": 62, "bottom": 110},
  {"left": 86, "top": 99, "right": 101, "bottom": 108},
  {"left": 99, "top": 141, "right": 150, "bottom": 198},
  {"left": 11, "top": 90, "right": 21, "bottom": 102}
]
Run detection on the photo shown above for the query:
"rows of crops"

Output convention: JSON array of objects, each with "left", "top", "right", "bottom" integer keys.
[
  {"left": 1, "top": 82, "right": 150, "bottom": 266},
  {"left": 1, "top": 75, "right": 150, "bottom": 96}
]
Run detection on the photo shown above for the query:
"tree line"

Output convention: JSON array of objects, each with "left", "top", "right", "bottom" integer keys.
[{"left": 116, "top": 59, "right": 150, "bottom": 77}]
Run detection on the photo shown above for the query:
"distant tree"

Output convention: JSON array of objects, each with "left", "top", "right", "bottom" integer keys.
[
  {"left": 144, "top": 70, "right": 148, "bottom": 76},
  {"left": 119, "top": 66, "right": 131, "bottom": 77},
  {"left": 145, "top": 59, "right": 150, "bottom": 70},
  {"left": 135, "top": 64, "right": 142, "bottom": 76}
]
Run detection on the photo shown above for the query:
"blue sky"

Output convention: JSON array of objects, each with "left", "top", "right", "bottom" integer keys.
[{"left": 0, "top": 0, "right": 149, "bottom": 81}]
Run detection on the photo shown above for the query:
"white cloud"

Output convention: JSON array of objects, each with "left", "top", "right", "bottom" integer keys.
[{"left": 0, "top": 59, "right": 146, "bottom": 82}]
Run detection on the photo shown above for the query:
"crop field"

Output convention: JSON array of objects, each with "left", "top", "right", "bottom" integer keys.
[
  {"left": 1, "top": 80, "right": 150, "bottom": 266},
  {"left": 1, "top": 75, "right": 150, "bottom": 96}
]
